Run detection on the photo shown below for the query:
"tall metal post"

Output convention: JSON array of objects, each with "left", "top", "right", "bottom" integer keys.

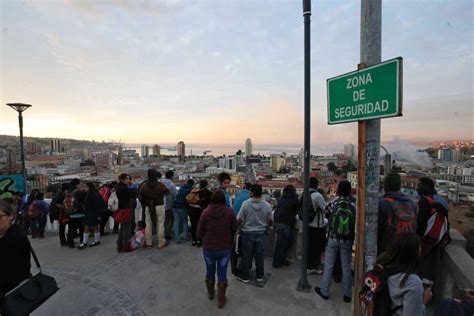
[
  {"left": 18, "top": 112, "right": 28, "bottom": 193},
  {"left": 296, "top": 0, "right": 312, "bottom": 293},
  {"left": 353, "top": 0, "right": 382, "bottom": 314}
]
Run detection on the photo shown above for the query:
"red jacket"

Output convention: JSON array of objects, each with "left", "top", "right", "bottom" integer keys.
[{"left": 198, "top": 203, "right": 237, "bottom": 252}]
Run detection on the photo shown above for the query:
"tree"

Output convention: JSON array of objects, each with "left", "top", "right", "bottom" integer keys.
[
  {"left": 273, "top": 189, "right": 281, "bottom": 199},
  {"left": 327, "top": 162, "right": 337, "bottom": 172}
]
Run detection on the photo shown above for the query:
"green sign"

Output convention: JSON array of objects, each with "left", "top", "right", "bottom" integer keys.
[{"left": 327, "top": 57, "right": 403, "bottom": 124}]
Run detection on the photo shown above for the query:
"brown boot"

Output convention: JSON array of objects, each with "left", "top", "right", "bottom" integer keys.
[
  {"left": 217, "top": 282, "right": 228, "bottom": 309},
  {"left": 205, "top": 279, "right": 215, "bottom": 300}
]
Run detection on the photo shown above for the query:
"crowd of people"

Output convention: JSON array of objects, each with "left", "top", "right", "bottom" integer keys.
[{"left": 1, "top": 169, "right": 470, "bottom": 314}]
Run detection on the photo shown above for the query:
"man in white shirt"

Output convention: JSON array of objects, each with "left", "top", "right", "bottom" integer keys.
[{"left": 307, "top": 177, "right": 327, "bottom": 275}]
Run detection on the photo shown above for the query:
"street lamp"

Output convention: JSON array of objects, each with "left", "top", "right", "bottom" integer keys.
[{"left": 7, "top": 103, "right": 32, "bottom": 194}]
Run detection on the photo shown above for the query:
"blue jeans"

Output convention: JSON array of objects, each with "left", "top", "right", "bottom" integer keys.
[
  {"left": 203, "top": 249, "right": 231, "bottom": 283},
  {"left": 320, "top": 238, "right": 353, "bottom": 297},
  {"left": 173, "top": 208, "right": 188, "bottom": 242},
  {"left": 241, "top": 231, "right": 266, "bottom": 280},
  {"left": 30, "top": 215, "right": 47, "bottom": 237},
  {"left": 272, "top": 223, "right": 292, "bottom": 267}
]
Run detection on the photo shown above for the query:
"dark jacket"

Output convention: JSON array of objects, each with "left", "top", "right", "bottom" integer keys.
[
  {"left": 0, "top": 225, "right": 31, "bottom": 296},
  {"left": 116, "top": 183, "right": 132, "bottom": 209},
  {"left": 138, "top": 181, "right": 170, "bottom": 208},
  {"left": 197, "top": 188, "right": 212, "bottom": 210},
  {"left": 378, "top": 191, "right": 417, "bottom": 254},
  {"left": 197, "top": 203, "right": 237, "bottom": 252},
  {"left": 84, "top": 191, "right": 106, "bottom": 215},
  {"left": 273, "top": 192, "right": 300, "bottom": 227},
  {"left": 174, "top": 184, "right": 193, "bottom": 209}
]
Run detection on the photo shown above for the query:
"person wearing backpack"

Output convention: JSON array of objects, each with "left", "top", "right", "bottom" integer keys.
[
  {"left": 377, "top": 173, "right": 418, "bottom": 255},
  {"left": 360, "top": 232, "right": 432, "bottom": 316},
  {"left": 64, "top": 179, "right": 86, "bottom": 248},
  {"left": 173, "top": 179, "right": 194, "bottom": 243},
  {"left": 114, "top": 174, "right": 134, "bottom": 252},
  {"left": 306, "top": 177, "right": 327, "bottom": 275},
  {"left": 416, "top": 177, "right": 449, "bottom": 301},
  {"left": 315, "top": 180, "right": 355, "bottom": 303},
  {"left": 51, "top": 183, "right": 70, "bottom": 246},
  {"left": 188, "top": 180, "right": 212, "bottom": 247},
  {"left": 138, "top": 169, "right": 170, "bottom": 249}
]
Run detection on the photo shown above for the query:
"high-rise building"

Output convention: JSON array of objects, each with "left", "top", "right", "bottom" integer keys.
[
  {"left": 117, "top": 147, "right": 123, "bottom": 165},
  {"left": 50, "top": 139, "right": 61, "bottom": 153},
  {"left": 6, "top": 148, "right": 17, "bottom": 172},
  {"left": 438, "top": 148, "right": 453, "bottom": 162},
  {"left": 153, "top": 145, "right": 161, "bottom": 156},
  {"left": 245, "top": 138, "right": 253, "bottom": 157},
  {"left": 95, "top": 152, "right": 111, "bottom": 167},
  {"left": 225, "top": 157, "right": 236, "bottom": 171},
  {"left": 177, "top": 141, "right": 185, "bottom": 160},
  {"left": 26, "top": 141, "right": 38, "bottom": 154},
  {"left": 298, "top": 148, "right": 304, "bottom": 167},
  {"left": 141, "top": 145, "right": 150, "bottom": 158},
  {"left": 344, "top": 144, "right": 356, "bottom": 160},
  {"left": 453, "top": 148, "right": 462, "bottom": 162},
  {"left": 270, "top": 154, "right": 285, "bottom": 172}
]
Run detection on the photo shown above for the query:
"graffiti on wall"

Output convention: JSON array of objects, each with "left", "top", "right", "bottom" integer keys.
[{"left": 0, "top": 174, "right": 25, "bottom": 199}]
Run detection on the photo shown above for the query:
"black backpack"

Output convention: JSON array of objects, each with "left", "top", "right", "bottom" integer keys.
[
  {"left": 359, "top": 264, "right": 406, "bottom": 316},
  {"left": 297, "top": 189, "right": 318, "bottom": 222}
]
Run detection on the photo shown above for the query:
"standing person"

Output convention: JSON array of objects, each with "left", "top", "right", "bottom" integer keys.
[
  {"left": 233, "top": 183, "right": 251, "bottom": 216},
  {"left": 128, "top": 175, "right": 139, "bottom": 236},
  {"left": 65, "top": 179, "right": 85, "bottom": 249},
  {"left": 0, "top": 200, "right": 31, "bottom": 302},
  {"left": 51, "top": 183, "right": 69, "bottom": 246},
  {"left": 78, "top": 183, "right": 106, "bottom": 249},
  {"left": 29, "top": 192, "right": 49, "bottom": 239},
  {"left": 272, "top": 184, "right": 300, "bottom": 269},
  {"left": 236, "top": 184, "right": 273, "bottom": 283},
  {"left": 139, "top": 169, "right": 170, "bottom": 249},
  {"left": 197, "top": 190, "right": 237, "bottom": 309},
  {"left": 217, "top": 172, "right": 232, "bottom": 207},
  {"left": 374, "top": 232, "right": 431, "bottom": 316},
  {"left": 173, "top": 179, "right": 194, "bottom": 243},
  {"left": 315, "top": 180, "right": 356, "bottom": 303},
  {"left": 307, "top": 177, "right": 327, "bottom": 275},
  {"left": 21, "top": 189, "right": 39, "bottom": 235},
  {"left": 188, "top": 180, "right": 212, "bottom": 247},
  {"left": 416, "top": 177, "right": 449, "bottom": 301},
  {"left": 161, "top": 170, "right": 177, "bottom": 241},
  {"left": 378, "top": 173, "right": 417, "bottom": 255},
  {"left": 114, "top": 174, "right": 134, "bottom": 253},
  {"left": 98, "top": 182, "right": 114, "bottom": 235}
]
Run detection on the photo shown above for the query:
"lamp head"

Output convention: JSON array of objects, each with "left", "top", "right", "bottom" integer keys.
[{"left": 6, "top": 103, "right": 32, "bottom": 113}]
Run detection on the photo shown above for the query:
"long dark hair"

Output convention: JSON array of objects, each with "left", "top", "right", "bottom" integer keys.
[
  {"left": 375, "top": 232, "right": 421, "bottom": 287},
  {"left": 210, "top": 190, "right": 226, "bottom": 205}
]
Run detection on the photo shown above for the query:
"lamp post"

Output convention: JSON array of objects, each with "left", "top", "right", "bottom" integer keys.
[{"left": 7, "top": 103, "right": 32, "bottom": 193}]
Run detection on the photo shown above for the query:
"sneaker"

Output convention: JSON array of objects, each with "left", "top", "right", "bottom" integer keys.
[
  {"left": 343, "top": 296, "right": 352, "bottom": 303},
  {"left": 89, "top": 241, "right": 101, "bottom": 247},
  {"left": 196, "top": 241, "right": 202, "bottom": 247},
  {"left": 316, "top": 269, "right": 323, "bottom": 275},
  {"left": 236, "top": 276, "right": 250, "bottom": 284},
  {"left": 159, "top": 242, "right": 170, "bottom": 250},
  {"left": 192, "top": 241, "right": 197, "bottom": 246},
  {"left": 307, "top": 269, "right": 317, "bottom": 275},
  {"left": 257, "top": 278, "right": 264, "bottom": 282},
  {"left": 314, "top": 287, "right": 329, "bottom": 300},
  {"left": 78, "top": 243, "right": 87, "bottom": 250}
]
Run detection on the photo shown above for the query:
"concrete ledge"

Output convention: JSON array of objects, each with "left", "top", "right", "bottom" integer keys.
[
  {"left": 444, "top": 243, "right": 474, "bottom": 290},
  {"left": 449, "top": 229, "right": 467, "bottom": 249}
]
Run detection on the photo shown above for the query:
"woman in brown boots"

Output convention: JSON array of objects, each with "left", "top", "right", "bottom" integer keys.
[{"left": 197, "top": 190, "right": 237, "bottom": 308}]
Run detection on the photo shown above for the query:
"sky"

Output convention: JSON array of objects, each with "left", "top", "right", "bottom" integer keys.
[{"left": 0, "top": 0, "right": 473, "bottom": 146}]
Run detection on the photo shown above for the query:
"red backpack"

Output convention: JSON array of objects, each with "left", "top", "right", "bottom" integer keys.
[
  {"left": 384, "top": 197, "right": 417, "bottom": 234},
  {"left": 421, "top": 195, "right": 450, "bottom": 256}
]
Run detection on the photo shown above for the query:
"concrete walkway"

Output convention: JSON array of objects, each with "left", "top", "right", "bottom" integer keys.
[{"left": 30, "top": 233, "right": 351, "bottom": 316}]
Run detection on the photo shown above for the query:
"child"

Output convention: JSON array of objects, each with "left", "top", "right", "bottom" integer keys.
[{"left": 130, "top": 221, "right": 146, "bottom": 250}]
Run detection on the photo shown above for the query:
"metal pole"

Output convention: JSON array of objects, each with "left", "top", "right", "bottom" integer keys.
[
  {"left": 296, "top": 0, "right": 312, "bottom": 293},
  {"left": 18, "top": 112, "right": 28, "bottom": 193},
  {"left": 354, "top": 0, "right": 382, "bottom": 314}
]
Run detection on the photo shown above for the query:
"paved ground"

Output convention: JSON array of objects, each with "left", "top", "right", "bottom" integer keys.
[{"left": 30, "top": 233, "right": 351, "bottom": 316}]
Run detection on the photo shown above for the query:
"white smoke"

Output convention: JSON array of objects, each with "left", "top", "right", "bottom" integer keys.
[{"left": 384, "top": 138, "right": 433, "bottom": 171}]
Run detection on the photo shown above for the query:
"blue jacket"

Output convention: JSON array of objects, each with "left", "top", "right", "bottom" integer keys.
[
  {"left": 174, "top": 184, "right": 193, "bottom": 209},
  {"left": 233, "top": 190, "right": 249, "bottom": 215}
]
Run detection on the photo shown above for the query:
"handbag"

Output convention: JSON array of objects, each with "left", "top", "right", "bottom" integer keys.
[
  {"left": 112, "top": 208, "right": 132, "bottom": 224},
  {"left": 2, "top": 246, "right": 59, "bottom": 316}
]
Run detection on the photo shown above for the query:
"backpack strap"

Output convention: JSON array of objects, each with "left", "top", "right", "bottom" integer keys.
[{"left": 30, "top": 245, "right": 42, "bottom": 273}]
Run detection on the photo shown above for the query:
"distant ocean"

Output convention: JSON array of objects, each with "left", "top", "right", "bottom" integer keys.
[{"left": 124, "top": 143, "right": 346, "bottom": 157}]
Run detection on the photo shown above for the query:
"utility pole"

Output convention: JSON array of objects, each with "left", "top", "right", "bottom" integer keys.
[
  {"left": 296, "top": 0, "right": 312, "bottom": 293},
  {"left": 353, "top": 0, "right": 382, "bottom": 315}
]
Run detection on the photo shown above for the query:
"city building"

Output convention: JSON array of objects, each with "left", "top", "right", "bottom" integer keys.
[
  {"left": 50, "top": 139, "right": 61, "bottom": 153},
  {"left": 153, "top": 145, "right": 161, "bottom": 156},
  {"left": 438, "top": 148, "right": 453, "bottom": 162},
  {"left": 453, "top": 148, "right": 463, "bottom": 162},
  {"left": 225, "top": 157, "right": 236, "bottom": 171},
  {"left": 245, "top": 138, "right": 253, "bottom": 157},
  {"left": 344, "top": 143, "right": 356, "bottom": 161},
  {"left": 26, "top": 141, "right": 38, "bottom": 154},
  {"left": 95, "top": 153, "right": 112, "bottom": 167},
  {"left": 270, "top": 154, "right": 285, "bottom": 172},
  {"left": 298, "top": 148, "right": 304, "bottom": 168},
  {"left": 177, "top": 141, "right": 185, "bottom": 160},
  {"left": 141, "top": 145, "right": 150, "bottom": 158},
  {"left": 6, "top": 148, "right": 17, "bottom": 172}
]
